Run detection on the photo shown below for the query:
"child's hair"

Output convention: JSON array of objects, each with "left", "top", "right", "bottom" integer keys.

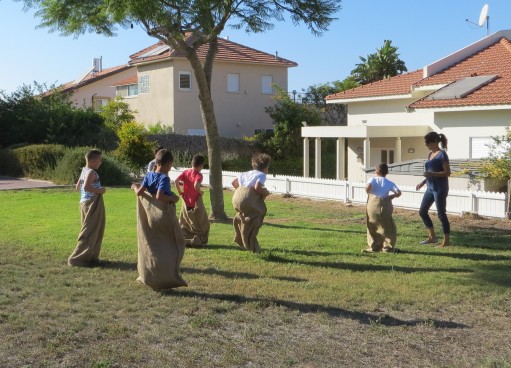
[
  {"left": 154, "top": 146, "right": 164, "bottom": 155},
  {"left": 377, "top": 163, "right": 389, "bottom": 176},
  {"left": 251, "top": 153, "right": 271, "bottom": 171},
  {"left": 85, "top": 149, "right": 102, "bottom": 162},
  {"left": 155, "top": 149, "right": 173, "bottom": 166},
  {"left": 192, "top": 154, "right": 205, "bottom": 168},
  {"left": 424, "top": 132, "right": 448, "bottom": 151}
]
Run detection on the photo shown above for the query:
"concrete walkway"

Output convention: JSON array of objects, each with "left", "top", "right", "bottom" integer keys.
[{"left": 0, "top": 176, "right": 63, "bottom": 190}]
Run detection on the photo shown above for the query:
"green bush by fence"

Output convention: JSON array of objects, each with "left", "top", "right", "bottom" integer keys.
[
  {"left": 0, "top": 145, "right": 131, "bottom": 186},
  {"left": 0, "top": 149, "right": 23, "bottom": 177},
  {"left": 13, "top": 144, "right": 67, "bottom": 179},
  {"left": 52, "top": 147, "right": 131, "bottom": 186}
]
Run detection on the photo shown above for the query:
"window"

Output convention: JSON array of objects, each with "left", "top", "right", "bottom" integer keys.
[
  {"left": 470, "top": 137, "right": 491, "bottom": 158},
  {"left": 179, "top": 71, "right": 192, "bottom": 91},
  {"left": 470, "top": 137, "right": 507, "bottom": 158},
  {"left": 93, "top": 97, "right": 110, "bottom": 112},
  {"left": 227, "top": 73, "right": 240, "bottom": 93},
  {"left": 381, "top": 149, "right": 395, "bottom": 164},
  {"left": 116, "top": 84, "right": 138, "bottom": 97},
  {"left": 139, "top": 75, "right": 150, "bottom": 93},
  {"left": 261, "top": 75, "right": 273, "bottom": 94}
]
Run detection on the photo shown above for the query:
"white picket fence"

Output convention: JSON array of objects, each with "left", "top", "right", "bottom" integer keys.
[{"left": 170, "top": 168, "right": 508, "bottom": 219}]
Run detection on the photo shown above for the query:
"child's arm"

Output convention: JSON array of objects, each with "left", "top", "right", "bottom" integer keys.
[
  {"left": 131, "top": 183, "right": 147, "bottom": 196},
  {"left": 83, "top": 171, "right": 106, "bottom": 194},
  {"left": 232, "top": 178, "right": 240, "bottom": 189},
  {"left": 254, "top": 181, "right": 270, "bottom": 199},
  {"left": 155, "top": 190, "right": 179, "bottom": 203},
  {"left": 365, "top": 183, "right": 372, "bottom": 194},
  {"left": 194, "top": 180, "right": 202, "bottom": 196},
  {"left": 175, "top": 173, "right": 184, "bottom": 196},
  {"left": 388, "top": 189, "right": 402, "bottom": 200},
  {"left": 75, "top": 177, "right": 81, "bottom": 191}
]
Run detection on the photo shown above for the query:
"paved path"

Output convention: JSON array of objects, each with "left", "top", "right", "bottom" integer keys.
[{"left": 0, "top": 176, "right": 63, "bottom": 190}]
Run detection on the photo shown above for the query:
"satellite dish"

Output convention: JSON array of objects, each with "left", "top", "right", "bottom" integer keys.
[{"left": 478, "top": 4, "right": 489, "bottom": 27}]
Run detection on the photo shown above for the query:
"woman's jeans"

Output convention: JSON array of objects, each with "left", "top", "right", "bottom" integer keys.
[{"left": 419, "top": 188, "right": 450, "bottom": 235}]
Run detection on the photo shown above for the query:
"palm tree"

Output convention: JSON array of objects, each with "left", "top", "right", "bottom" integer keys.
[{"left": 351, "top": 40, "right": 407, "bottom": 85}]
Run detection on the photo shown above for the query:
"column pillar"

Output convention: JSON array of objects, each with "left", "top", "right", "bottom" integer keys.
[
  {"left": 315, "top": 138, "right": 322, "bottom": 178},
  {"left": 303, "top": 137, "right": 309, "bottom": 178},
  {"left": 336, "top": 138, "right": 346, "bottom": 180},
  {"left": 363, "top": 138, "right": 370, "bottom": 170},
  {"left": 395, "top": 137, "right": 402, "bottom": 163}
]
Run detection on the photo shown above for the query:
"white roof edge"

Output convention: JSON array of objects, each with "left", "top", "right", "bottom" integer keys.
[
  {"left": 423, "top": 30, "right": 511, "bottom": 78},
  {"left": 326, "top": 94, "right": 412, "bottom": 104},
  {"left": 411, "top": 104, "right": 511, "bottom": 112},
  {"left": 412, "top": 84, "right": 447, "bottom": 91}
]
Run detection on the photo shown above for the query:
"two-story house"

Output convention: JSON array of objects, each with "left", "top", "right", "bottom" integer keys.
[{"left": 302, "top": 30, "right": 511, "bottom": 190}]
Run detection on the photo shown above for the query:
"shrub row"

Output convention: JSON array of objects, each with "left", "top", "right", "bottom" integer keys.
[{"left": 0, "top": 145, "right": 131, "bottom": 186}]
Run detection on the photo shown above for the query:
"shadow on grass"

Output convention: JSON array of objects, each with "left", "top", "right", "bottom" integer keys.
[
  {"left": 163, "top": 289, "right": 466, "bottom": 329},
  {"left": 269, "top": 248, "right": 343, "bottom": 257},
  {"left": 197, "top": 244, "right": 241, "bottom": 251},
  {"left": 181, "top": 266, "right": 308, "bottom": 283},
  {"left": 259, "top": 253, "right": 471, "bottom": 274},
  {"left": 399, "top": 250, "right": 511, "bottom": 262},
  {"left": 265, "top": 222, "right": 364, "bottom": 234},
  {"left": 471, "top": 264, "right": 511, "bottom": 288},
  {"left": 97, "top": 260, "right": 137, "bottom": 271},
  {"left": 452, "top": 230, "right": 511, "bottom": 251}
]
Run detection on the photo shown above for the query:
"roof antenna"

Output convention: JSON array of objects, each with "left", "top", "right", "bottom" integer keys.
[{"left": 466, "top": 4, "right": 490, "bottom": 36}]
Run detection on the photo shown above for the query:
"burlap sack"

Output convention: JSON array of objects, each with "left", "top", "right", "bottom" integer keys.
[
  {"left": 232, "top": 186, "right": 267, "bottom": 253},
  {"left": 366, "top": 194, "right": 397, "bottom": 251},
  {"left": 179, "top": 196, "right": 210, "bottom": 246},
  {"left": 68, "top": 194, "right": 105, "bottom": 266},
  {"left": 136, "top": 192, "right": 187, "bottom": 290}
]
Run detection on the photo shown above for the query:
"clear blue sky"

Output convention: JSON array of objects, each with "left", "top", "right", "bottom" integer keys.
[{"left": 1, "top": 0, "right": 510, "bottom": 95}]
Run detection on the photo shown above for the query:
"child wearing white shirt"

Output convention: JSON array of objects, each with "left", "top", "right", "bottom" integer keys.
[{"left": 364, "top": 163, "right": 401, "bottom": 253}]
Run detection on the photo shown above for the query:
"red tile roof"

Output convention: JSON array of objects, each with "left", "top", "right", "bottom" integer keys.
[
  {"left": 325, "top": 70, "right": 423, "bottom": 100},
  {"left": 409, "top": 38, "right": 511, "bottom": 108},
  {"left": 129, "top": 36, "right": 297, "bottom": 67},
  {"left": 327, "top": 36, "right": 511, "bottom": 109},
  {"left": 59, "top": 65, "right": 132, "bottom": 92},
  {"left": 112, "top": 75, "right": 138, "bottom": 87}
]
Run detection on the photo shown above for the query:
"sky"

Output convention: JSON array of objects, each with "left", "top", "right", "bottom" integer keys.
[{"left": 1, "top": 0, "right": 511, "bottom": 95}]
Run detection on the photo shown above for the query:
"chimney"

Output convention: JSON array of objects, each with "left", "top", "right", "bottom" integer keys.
[{"left": 275, "top": 51, "right": 279, "bottom": 59}]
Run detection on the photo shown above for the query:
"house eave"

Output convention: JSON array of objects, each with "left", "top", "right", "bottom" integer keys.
[
  {"left": 410, "top": 104, "right": 511, "bottom": 112},
  {"left": 301, "top": 125, "right": 431, "bottom": 138},
  {"left": 326, "top": 94, "right": 412, "bottom": 104}
]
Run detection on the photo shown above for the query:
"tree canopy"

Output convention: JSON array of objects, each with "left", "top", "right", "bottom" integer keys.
[
  {"left": 351, "top": 40, "right": 407, "bottom": 85},
  {"left": 19, "top": 0, "right": 342, "bottom": 219},
  {"left": 300, "top": 76, "right": 359, "bottom": 126}
]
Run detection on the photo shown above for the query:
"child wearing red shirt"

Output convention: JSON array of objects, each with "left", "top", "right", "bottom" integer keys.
[{"left": 176, "top": 155, "right": 210, "bottom": 246}]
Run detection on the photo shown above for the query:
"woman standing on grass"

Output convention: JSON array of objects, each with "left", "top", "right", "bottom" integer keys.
[{"left": 416, "top": 132, "right": 451, "bottom": 248}]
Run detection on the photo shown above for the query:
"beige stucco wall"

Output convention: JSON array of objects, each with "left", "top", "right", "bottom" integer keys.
[
  {"left": 129, "top": 58, "right": 289, "bottom": 137},
  {"left": 127, "top": 61, "right": 174, "bottom": 127},
  {"left": 68, "top": 68, "right": 135, "bottom": 108},
  {"left": 433, "top": 110, "right": 511, "bottom": 159},
  {"left": 346, "top": 97, "right": 434, "bottom": 127}
]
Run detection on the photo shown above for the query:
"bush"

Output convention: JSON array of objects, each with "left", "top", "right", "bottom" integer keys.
[
  {"left": 52, "top": 147, "right": 131, "bottom": 186},
  {"left": 114, "top": 122, "right": 155, "bottom": 175},
  {"left": 0, "top": 149, "right": 23, "bottom": 177},
  {"left": 13, "top": 144, "right": 67, "bottom": 178}
]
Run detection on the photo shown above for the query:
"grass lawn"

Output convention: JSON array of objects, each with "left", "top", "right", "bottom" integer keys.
[{"left": 0, "top": 187, "right": 510, "bottom": 368}]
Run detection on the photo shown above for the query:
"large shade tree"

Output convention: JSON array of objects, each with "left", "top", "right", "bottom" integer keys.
[
  {"left": 19, "top": 0, "right": 342, "bottom": 220},
  {"left": 351, "top": 39, "right": 407, "bottom": 85}
]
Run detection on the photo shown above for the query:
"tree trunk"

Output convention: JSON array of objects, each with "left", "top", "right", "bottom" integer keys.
[{"left": 186, "top": 52, "right": 228, "bottom": 221}]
